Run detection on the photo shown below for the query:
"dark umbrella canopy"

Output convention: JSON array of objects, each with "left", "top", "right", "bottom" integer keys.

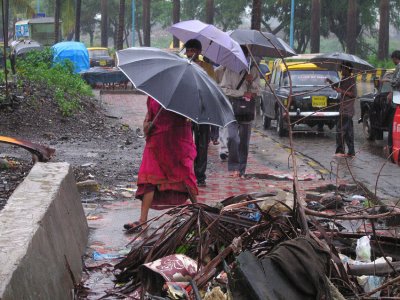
[
  {"left": 229, "top": 29, "right": 297, "bottom": 58},
  {"left": 116, "top": 47, "right": 235, "bottom": 127},
  {"left": 310, "top": 52, "right": 374, "bottom": 72}
]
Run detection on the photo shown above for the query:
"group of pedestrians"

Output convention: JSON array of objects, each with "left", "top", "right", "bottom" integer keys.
[
  {"left": 123, "top": 39, "right": 260, "bottom": 232},
  {"left": 124, "top": 39, "right": 400, "bottom": 233}
]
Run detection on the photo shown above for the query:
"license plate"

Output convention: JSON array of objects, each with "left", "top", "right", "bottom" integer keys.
[
  {"left": 312, "top": 96, "right": 327, "bottom": 107},
  {"left": 99, "top": 60, "right": 106, "bottom": 66}
]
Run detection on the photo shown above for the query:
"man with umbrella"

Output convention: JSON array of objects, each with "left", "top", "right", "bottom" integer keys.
[
  {"left": 220, "top": 46, "right": 261, "bottom": 177},
  {"left": 184, "top": 39, "right": 216, "bottom": 187}
]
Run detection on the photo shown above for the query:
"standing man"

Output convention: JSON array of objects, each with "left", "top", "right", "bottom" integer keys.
[
  {"left": 387, "top": 50, "right": 400, "bottom": 155},
  {"left": 220, "top": 46, "right": 260, "bottom": 177},
  {"left": 184, "top": 39, "right": 216, "bottom": 187},
  {"left": 331, "top": 62, "right": 357, "bottom": 157}
]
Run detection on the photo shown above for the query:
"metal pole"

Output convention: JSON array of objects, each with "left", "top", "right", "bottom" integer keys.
[
  {"left": 290, "top": 0, "right": 294, "bottom": 48},
  {"left": 131, "top": 0, "right": 135, "bottom": 47},
  {"left": 37, "top": 0, "right": 40, "bottom": 14}
]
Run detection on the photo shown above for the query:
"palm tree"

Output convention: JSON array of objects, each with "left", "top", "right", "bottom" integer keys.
[
  {"left": 143, "top": 0, "right": 151, "bottom": 46},
  {"left": 101, "top": 0, "right": 108, "bottom": 47},
  {"left": 251, "top": 0, "right": 261, "bottom": 30},
  {"left": 172, "top": 0, "right": 180, "bottom": 48},
  {"left": 310, "top": 0, "right": 320, "bottom": 53},
  {"left": 54, "top": 0, "right": 61, "bottom": 43},
  {"left": 205, "top": 0, "right": 214, "bottom": 24},
  {"left": 116, "top": 0, "right": 126, "bottom": 50},
  {"left": 346, "top": 0, "right": 357, "bottom": 54},
  {"left": 378, "top": 0, "right": 389, "bottom": 60},
  {"left": 74, "top": 0, "right": 82, "bottom": 41}
]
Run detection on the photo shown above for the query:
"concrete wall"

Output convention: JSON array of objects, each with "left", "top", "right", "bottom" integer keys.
[{"left": 0, "top": 162, "right": 88, "bottom": 300}]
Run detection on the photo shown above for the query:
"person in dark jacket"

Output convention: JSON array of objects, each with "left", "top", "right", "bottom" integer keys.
[{"left": 331, "top": 62, "right": 357, "bottom": 157}]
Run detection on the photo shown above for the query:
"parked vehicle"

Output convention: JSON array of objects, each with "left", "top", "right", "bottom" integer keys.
[
  {"left": 52, "top": 41, "right": 90, "bottom": 73},
  {"left": 358, "top": 72, "right": 394, "bottom": 141},
  {"left": 260, "top": 60, "right": 341, "bottom": 136},
  {"left": 87, "top": 47, "right": 114, "bottom": 68},
  {"left": 10, "top": 40, "right": 43, "bottom": 73},
  {"left": 15, "top": 17, "right": 61, "bottom": 46}
]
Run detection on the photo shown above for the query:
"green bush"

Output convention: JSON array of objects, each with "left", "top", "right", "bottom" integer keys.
[
  {"left": 367, "top": 55, "right": 395, "bottom": 70},
  {"left": 16, "top": 48, "right": 93, "bottom": 116}
]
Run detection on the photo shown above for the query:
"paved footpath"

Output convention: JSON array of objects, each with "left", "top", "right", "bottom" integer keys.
[{"left": 81, "top": 91, "right": 348, "bottom": 298}]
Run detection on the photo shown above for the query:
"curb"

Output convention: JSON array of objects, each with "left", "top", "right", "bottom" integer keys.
[{"left": 0, "top": 162, "right": 88, "bottom": 300}]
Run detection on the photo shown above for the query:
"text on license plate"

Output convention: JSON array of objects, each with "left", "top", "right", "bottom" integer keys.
[
  {"left": 99, "top": 60, "right": 106, "bottom": 66},
  {"left": 312, "top": 96, "right": 327, "bottom": 107}
]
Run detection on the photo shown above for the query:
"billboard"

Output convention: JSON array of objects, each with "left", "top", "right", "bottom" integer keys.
[{"left": 16, "top": 24, "right": 30, "bottom": 38}]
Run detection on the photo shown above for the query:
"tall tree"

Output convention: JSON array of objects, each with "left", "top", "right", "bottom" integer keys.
[
  {"left": 378, "top": 0, "right": 389, "bottom": 60},
  {"left": 101, "top": 0, "right": 108, "bottom": 47},
  {"left": 310, "top": 0, "right": 320, "bottom": 53},
  {"left": 251, "top": 0, "right": 261, "bottom": 30},
  {"left": 143, "top": 0, "right": 151, "bottom": 46},
  {"left": 116, "top": 0, "right": 126, "bottom": 50},
  {"left": 3, "top": 0, "right": 8, "bottom": 47},
  {"left": 172, "top": 0, "right": 180, "bottom": 48},
  {"left": 346, "top": 0, "right": 357, "bottom": 54},
  {"left": 74, "top": 0, "right": 81, "bottom": 41},
  {"left": 205, "top": 0, "right": 214, "bottom": 24},
  {"left": 54, "top": 0, "right": 61, "bottom": 43}
]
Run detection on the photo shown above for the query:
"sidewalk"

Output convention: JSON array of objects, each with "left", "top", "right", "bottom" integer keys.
[{"left": 81, "top": 91, "right": 347, "bottom": 298}]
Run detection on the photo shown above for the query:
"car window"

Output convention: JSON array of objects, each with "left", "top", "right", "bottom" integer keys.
[
  {"left": 281, "top": 70, "right": 340, "bottom": 87},
  {"left": 89, "top": 50, "right": 109, "bottom": 58}
]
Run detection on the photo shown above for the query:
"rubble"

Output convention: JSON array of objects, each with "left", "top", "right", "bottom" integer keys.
[{"left": 104, "top": 187, "right": 400, "bottom": 299}]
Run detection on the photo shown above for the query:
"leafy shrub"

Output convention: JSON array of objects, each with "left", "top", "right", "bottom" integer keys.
[
  {"left": 367, "top": 55, "right": 395, "bottom": 70},
  {"left": 16, "top": 47, "right": 92, "bottom": 116}
]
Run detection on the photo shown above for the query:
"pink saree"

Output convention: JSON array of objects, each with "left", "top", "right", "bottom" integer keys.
[{"left": 135, "top": 97, "right": 198, "bottom": 209}]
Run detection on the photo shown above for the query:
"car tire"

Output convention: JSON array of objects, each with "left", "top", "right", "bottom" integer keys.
[
  {"left": 362, "top": 111, "right": 376, "bottom": 141},
  {"left": 276, "top": 109, "right": 288, "bottom": 137},
  {"left": 262, "top": 114, "right": 271, "bottom": 130}
]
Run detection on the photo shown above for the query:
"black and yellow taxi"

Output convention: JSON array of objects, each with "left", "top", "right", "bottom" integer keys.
[
  {"left": 87, "top": 47, "right": 114, "bottom": 68},
  {"left": 260, "top": 60, "right": 341, "bottom": 136}
]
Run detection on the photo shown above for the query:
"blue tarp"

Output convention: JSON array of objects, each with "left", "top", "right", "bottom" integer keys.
[{"left": 52, "top": 41, "right": 89, "bottom": 73}]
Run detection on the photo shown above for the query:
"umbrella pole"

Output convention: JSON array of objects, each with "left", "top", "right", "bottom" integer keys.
[{"left": 147, "top": 107, "right": 163, "bottom": 135}]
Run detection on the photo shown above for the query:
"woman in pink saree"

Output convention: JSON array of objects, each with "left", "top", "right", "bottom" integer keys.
[{"left": 124, "top": 97, "right": 198, "bottom": 232}]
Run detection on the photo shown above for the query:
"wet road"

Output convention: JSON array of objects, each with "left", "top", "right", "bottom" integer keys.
[{"left": 255, "top": 82, "right": 400, "bottom": 200}]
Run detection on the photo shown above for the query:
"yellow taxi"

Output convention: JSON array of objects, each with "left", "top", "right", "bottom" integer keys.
[
  {"left": 260, "top": 59, "right": 341, "bottom": 136},
  {"left": 87, "top": 47, "right": 114, "bottom": 68}
]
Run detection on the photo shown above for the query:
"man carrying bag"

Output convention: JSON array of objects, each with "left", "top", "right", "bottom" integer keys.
[{"left": 220, "top": 46, "right": 260, "bottom": 178}]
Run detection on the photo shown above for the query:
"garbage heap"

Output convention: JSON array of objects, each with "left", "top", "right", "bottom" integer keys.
[{"left": 110, "top": 188, "right": 400, "bottom": 299}]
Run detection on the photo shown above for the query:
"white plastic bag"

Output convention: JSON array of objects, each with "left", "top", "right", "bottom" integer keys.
[{"left": 356, "top": 236, "right": 371, "bottom": 262}]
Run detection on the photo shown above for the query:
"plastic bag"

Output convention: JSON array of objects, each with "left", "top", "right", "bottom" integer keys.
[{"left": 356, "top": 236, "right": 371, "bottom": 262}]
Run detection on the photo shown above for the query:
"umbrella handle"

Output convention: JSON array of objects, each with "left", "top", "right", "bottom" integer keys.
[{"left": 145, "top": 107, "right": 163, "bottom": 137}]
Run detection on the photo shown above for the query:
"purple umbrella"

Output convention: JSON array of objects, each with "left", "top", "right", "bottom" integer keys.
[{"left": 168, "top": 20, "right": 248, "bottom": 73}]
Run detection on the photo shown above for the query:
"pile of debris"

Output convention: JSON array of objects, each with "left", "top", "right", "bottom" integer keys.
[{"left": 101, "top": 187, "right": 400, "bottom": 299}]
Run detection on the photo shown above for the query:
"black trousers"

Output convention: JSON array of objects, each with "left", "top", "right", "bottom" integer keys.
[
  {"left": 336, "top": 115, "right": 355, "bottom": 155},
  {"left": 193, "top": 124, "right": 210, "bottom": 182}
]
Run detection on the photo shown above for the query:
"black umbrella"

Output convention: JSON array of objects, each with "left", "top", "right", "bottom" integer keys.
[
  {"left": 229, "top": 29, "right": 297, "bottom": 58},
  {"left": 116, "top": 47, "right": 235, "bottom": 127},
  {"left": 310, "top": 52, "right": 374, "bottom": 72}
]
